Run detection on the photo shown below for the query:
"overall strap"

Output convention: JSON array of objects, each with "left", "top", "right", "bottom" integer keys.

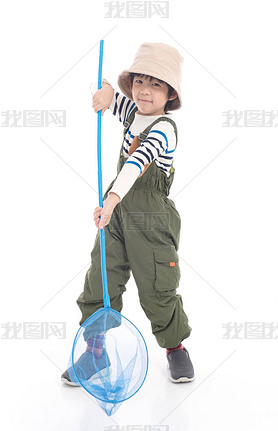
[{"left": 123, "top": 105, "right": 138, "bottom": 136}]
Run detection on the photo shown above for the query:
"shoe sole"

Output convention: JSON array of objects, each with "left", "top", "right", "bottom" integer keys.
[
  {"left": 61, "top": 365, "right": 112, "bottom": 387},
  {"left": 61, "top": 377, "right": 80, "bottom": 387},
  {"left": 167, "top": 364, "right": 195, "bottom": 383}
]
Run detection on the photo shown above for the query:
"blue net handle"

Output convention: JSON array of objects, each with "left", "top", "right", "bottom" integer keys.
[{"left": 97, "top": 40, "right": 110, "bottom": 308}]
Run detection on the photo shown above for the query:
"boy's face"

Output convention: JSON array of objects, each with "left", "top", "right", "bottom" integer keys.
[{"left": 130, "top": 75, "right": 177, "bottom": 116}]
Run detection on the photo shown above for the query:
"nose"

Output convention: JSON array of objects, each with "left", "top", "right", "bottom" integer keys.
[{"left": 139, "top": 83, "right": 151, "bottom": 95}]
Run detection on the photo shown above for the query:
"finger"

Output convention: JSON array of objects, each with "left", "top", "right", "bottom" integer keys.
[
  {"left": 99, "top": 214, "right": 111, "bottom": 229},
  {"left": 95, "top": 107, "right": 103, "bottom": 114},
  {"left": 92, "top": 102, "right": 100, "bottom": 111},
  {"left": 93, "top": 207, "right": 101, "bottom": 217},
  {"left": 94, "top": 214, "right": 102, "bottom": 225},
  {"left": 95, "top": 214, "right": 102, "bottom": 227},
  {"left": 101, "top": 107, "right": 108, "bottom": 117},
  {"left": 92, "top": 97, "right": 98, "bottom": 106},
  {"left": 98, "top": 215, "right": 106, "bottom": 230},
  {"left": 93, "top": 105, "right": 100, "bottom": 113},
  {"left": 93, "top": 214, "right": 99, "bottom": 223}
]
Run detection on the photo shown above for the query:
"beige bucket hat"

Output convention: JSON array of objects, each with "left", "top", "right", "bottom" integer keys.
[{"left": 118, "top": 42, "right": 184, "bottom": 111}]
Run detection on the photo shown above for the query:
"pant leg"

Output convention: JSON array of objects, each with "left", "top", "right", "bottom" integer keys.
[
  {"left": 76, "top": 205, "right": 131, "bottom": 341},
  {"left": 121, "top": 188, "right": 192, "bottom": 348}
]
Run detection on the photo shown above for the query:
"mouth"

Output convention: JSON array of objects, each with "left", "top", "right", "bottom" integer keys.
[{"left": 138, "top": 99, "right": 152, "bottom": 103}]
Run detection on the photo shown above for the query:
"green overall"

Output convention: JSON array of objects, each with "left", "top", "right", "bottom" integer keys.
[{"left": 76, "top": 107, "right": 192, "bottom": 348}]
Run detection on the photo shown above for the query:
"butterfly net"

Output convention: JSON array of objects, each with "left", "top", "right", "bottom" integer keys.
[{"left": 67, "top": 307, "right": 148, "bottom": 416}]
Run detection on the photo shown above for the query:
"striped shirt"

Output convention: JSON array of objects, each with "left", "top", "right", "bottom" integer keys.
[{"left": 107, "top": 89, "right": 177, "bottom": 201}]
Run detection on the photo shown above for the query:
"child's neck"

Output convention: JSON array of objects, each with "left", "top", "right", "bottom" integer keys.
[{"left": 136, "top": 110, "right": 165, "bottom": 116}]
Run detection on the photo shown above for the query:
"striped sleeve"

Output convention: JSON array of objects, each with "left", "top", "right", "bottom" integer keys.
[
  {"left": 125, "top": 121, "right": 177, "bottom": 174},
  {"left": 108, "top": 121, "right": 177, "bottom": 200},
  {"left": 108, "top": 90, "right": 136, "bottom": 124}
]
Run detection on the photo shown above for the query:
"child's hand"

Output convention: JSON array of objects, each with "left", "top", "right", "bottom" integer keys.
[
  {"left": 93, "top": 192, "right": 120, "bottom": 229},
  {"left": 92, "top": 83, "right": 114, "bottom": 117}
]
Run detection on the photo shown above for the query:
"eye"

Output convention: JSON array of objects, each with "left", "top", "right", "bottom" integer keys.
[
  {"left": 152, "top": 82, "right": 161, "bottom": 87},
  {"left": 135, "top": 79, "right": 143, "bottom": 84}
]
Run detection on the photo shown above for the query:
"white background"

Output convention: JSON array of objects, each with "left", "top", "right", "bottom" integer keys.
[{"left": 1, "top": 0, "right": 278, "bottom": 430}]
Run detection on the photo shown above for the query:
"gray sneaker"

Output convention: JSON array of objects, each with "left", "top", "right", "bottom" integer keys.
[
  {"left": 61, "top": 351, "right": 111, "bottom": 386},
  {"left": 167, "top": 347, "right": 195, "bottom": 383}
]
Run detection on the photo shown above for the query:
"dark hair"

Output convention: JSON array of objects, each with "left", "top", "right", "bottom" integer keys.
[{"left": 130, "top": 73, "right": 175, "bottom": 113}]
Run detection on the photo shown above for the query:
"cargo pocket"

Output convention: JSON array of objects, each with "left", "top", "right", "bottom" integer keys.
[{"left": 153, "top": 245, "right": 181, "bottom": 294}]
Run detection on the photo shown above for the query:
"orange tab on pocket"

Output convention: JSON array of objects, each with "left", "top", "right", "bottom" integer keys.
[{"left": 169, "top": 262, "right": 175, "bottom": 267}]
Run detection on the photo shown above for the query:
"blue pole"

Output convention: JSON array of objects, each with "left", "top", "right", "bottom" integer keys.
[{"left": 97, "top": 39, "right": 110, "bottom": 308}]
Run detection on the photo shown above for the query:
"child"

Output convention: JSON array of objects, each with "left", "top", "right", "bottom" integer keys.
[{"left": 61, "top": 42, "right": 194, "bottom": 385}]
